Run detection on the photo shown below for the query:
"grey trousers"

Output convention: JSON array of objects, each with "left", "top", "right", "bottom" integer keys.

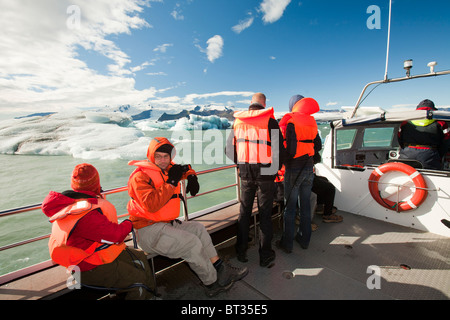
[{"left": 136, "top": 220, "right": 218, "bottom": 285}]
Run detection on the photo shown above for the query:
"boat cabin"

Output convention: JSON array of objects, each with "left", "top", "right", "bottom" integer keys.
[{"left": 316, "top": 108, "right": 450, "bottom": 237}]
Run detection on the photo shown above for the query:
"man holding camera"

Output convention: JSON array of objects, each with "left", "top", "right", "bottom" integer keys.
[{"left": 127, "top": 137, "right": 248, "bottom": 297}]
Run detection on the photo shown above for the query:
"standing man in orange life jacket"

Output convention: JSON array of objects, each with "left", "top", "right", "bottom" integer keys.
[
  {"left": 226, "top": 92, "right": 286, "bottom": 267},
  {"left": 42, "top": 163, "right": 155, "bottom": 300},
  {"left": 127, "top": 137, "right": 248, "bottom": 297},
  {"left": 277, "top": 95, "right": 319, "bottom": 253}
]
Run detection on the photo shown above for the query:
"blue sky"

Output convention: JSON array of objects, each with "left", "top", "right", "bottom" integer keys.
[{"left": 1, "top": 0, "right": 450, "bottom": 119}]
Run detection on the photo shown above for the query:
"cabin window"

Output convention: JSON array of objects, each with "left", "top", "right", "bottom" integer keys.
[
  {"left": 362, "top": 127, "right": 394, "bottom": 147},
  {"left": 336, "top": 129, "right": 357, "bottom": 150}
]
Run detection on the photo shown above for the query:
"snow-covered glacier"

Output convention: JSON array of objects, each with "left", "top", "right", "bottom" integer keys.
[{"left": 0, "top": 108, "right": 233, "bottom": 160}]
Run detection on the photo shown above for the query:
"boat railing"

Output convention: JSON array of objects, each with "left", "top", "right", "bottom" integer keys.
[{"left": 0, "top": 164, "right": 239, "bottom": 283}]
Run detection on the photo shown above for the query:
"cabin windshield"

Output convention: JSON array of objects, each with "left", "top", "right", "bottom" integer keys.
[{"left": 332, "top": 120, "right": 450, "bottom": 172}]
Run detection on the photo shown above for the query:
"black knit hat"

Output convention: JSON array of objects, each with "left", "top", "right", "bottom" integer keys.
[
  {"left": 156, "top": 143, "right": 174, "bottom": 155},
  {"left": 416, "top": 99, "right": 436, "bottom": 110}
]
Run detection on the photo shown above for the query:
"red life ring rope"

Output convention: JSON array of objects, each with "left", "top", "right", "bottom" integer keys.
[{"left": 368, "top": 162, "right": 428, "bottom": 211}]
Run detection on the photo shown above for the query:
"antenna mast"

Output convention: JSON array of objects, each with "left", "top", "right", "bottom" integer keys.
[{"left": 384, "top": 0, "right": 392, "bottom": 81}]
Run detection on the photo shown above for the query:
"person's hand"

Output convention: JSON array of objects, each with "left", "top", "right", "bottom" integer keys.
[
  {"left": 186, "top": 175, "right": 200, "bottom": 196},
  {"left": 167, "top": 165, "right": 183, "bottom": 186}
]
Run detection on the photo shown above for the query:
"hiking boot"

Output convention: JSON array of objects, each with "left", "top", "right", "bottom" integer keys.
[
  {"left": 259, "top": 250, "right": 276, "bottom": 268},
  {"left": 236, "top": 251, "right": 248, "bottom": 262},
  {"left": 295, "top": 234, "right": 309, "bottom": 249},
  {"left": 276, "top": 240, "right": 292, "bottom": 254},
  {"left": 237, "top": 252, "right": 248, "bottom": 263},
  {"left": 216, "top": 262, "right": 249, "bottom": 286},
  {"left": 323, "top": 214, "right": 343, "bottom": 223},
  {"left": 204, "top": 280, "right": 234, "bottom": 297}
]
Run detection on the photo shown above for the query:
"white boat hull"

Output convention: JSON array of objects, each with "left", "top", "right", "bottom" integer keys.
[{"left": 317, "top": 133, "right": 450, "bottom": 237}]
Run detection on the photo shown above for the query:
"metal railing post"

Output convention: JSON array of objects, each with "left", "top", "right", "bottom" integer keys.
[
  {"left": 180, "top": 179, "right": 189, "bottom": 221},
  {"left": 235, "top": 166, "right": 241, "bottom": 203}
]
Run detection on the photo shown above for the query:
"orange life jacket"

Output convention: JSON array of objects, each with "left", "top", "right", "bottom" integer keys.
[
  {"left": 127, "top": 160, "right": 182, "bottom": 229},
  {"left": 48, "top": 198, "right": 126, "bottom": 268},
  {"left": 233, "top": 107, "right": 275, "bottom": 164},
  {"left": 287, "top": 98, "right": 319, "bottom": 158},
  {"left": 287, "top": 112, "right": 318, "bottom": 158}
]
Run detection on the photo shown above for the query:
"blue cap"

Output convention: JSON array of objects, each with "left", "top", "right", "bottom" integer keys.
[{"left": 289, "top": 95, "right": 304, "bottom": 112}]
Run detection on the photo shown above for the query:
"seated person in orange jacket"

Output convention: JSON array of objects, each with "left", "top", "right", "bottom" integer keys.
[
  {"left": 42, "top": 163, "right": 155, "bottom": 300},
  {"left": 127, "top": 137, "right": 248, "bottom": 297}
]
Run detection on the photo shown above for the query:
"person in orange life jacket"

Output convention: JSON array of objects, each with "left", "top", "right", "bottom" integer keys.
[
  {"left": 398, "top": 99, "right": 450, "bottom": 170},
  {"left": 274, "top": 96, "right": 305, "bottom": 214},
  {"left": 127, "top": 137, "right": 248, "bottom": 297},
  {"left": 42, "top": 163, "right": 155, "bottom": 300},
  {"left": 225, "top": 92, "right": 286, "bottom": 267},
  {"left": 279, "top": 94, "right": 304, "bottom": 138},
  {"left": 277, "top": 95, "right": 319, "bottom": 253}
]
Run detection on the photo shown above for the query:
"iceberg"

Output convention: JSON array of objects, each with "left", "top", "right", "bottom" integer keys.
[
  {"left": 171, "top": 114, "right": 231, "bottom": 131},
  {"left": 136, "top": 114, "right": 231, "bottom": 132},
  {"left": 84, "top": 111, "right": 132, "bottom": 127},
  {"left": 0, "top": 112, "right": 148, "bottom": 160},
  {"left": 0, "top": 103, "right": 337, "bottom": 161},
  {"left": 0, "top": 109, "right": 232, "bottom": 160}
]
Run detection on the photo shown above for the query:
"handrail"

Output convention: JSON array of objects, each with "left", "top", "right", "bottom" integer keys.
[
  {"left": 350, "top": 69, "right": 450, "bottom": 118},
  {"left": 0, "top": 164, "right": 238, "bottom": 254}
]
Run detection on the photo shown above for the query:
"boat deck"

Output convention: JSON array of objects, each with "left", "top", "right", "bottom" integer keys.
[
  {"left": 152, "top": 209, "right": 450, "bottom": 300},
  {"left": 1, "top": 205, "right": 449, "bottom": 301}
]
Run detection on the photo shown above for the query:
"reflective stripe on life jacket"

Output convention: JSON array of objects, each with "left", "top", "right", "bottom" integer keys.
[
  {"left": 127, "top": 160, "right": 181, "bottom": 229},
  {"left": 233, "top": 108, "right": 275, "bottom": 164},
  {"left": 48, "top": 198, "right": 125, "bottom": 268},
  {"left": 287, "top": 112, "right": 318, "bottom": 158}
]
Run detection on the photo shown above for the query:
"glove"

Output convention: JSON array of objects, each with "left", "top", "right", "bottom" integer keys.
[
  {"left": 167, "top": 164, "right": 183, "bottom": 186},
  {"left": 186, "top": 174, "right": 200, "bottom": 196}
]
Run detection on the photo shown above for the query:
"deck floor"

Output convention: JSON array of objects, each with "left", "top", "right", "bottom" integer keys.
[
  {"left": 1, "top": 208, "right": 448, "bottom": 301},
  {"left": 155, "top": 210, "right": 450, "bottom": 300}
]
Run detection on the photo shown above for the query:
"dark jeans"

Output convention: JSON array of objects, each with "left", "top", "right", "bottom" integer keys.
[
  {"left": 281, "top": 164, "right": 314, "bottom": 250},
  {"left": 236, "top": 179, "right": 275, "bottom": 260}
]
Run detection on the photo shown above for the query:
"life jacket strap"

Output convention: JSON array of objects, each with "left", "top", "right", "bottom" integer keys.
[{"left": 235, "top": 138, "right": 271, "bottom": 146}]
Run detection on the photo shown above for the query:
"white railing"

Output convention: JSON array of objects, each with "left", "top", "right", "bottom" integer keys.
[{"left": 0, "top": 165, "right": 239, "bottom": 284}]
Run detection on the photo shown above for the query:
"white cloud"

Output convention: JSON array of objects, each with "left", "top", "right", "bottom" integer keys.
[
  {"left": 183, "top": 91, "right": 254, "bottom": 105},
  {"left": 153, "top": 43, "right": 174, "bottom": 53},
  {"left": 259, "top": 0, "right": 291, "bottom": 24},
  {"left": 326, "top": 101, "right": 338, "bottom": 107},
  {"left": 146, "top": 72, "right": 168, "bottom": 76},
  {"left": 171, "top": 3, "right": 184, "bottom": 20},
  {"left": 141, "top": 91, "right": 254, "bottom": 110},
  {"left": 131, "top": 61, "right": 155, "bottom": 73},
  {"left": 206, "top": 35, "right": 224, "bottom": 63},
  {"left": 0, "top": 0, "right": 154, "bottom": 116},
  {"left": 232, "top": 16, "right": 254, "bottom": 34}
]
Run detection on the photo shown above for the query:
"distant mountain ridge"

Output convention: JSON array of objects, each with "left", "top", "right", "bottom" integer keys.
[
  {"left": 158, "top": 106, "right": 235, "bottom": 121},
  {"left": 13, "top": 103, "right": 353, "bottom": 123}
]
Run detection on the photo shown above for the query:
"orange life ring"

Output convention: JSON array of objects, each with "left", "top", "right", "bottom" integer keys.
[{"left": 368, "top": 162, "right": 428, "bottom": 211}]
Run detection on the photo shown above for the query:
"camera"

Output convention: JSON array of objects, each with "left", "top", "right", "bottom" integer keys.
[{"left": 180, "top": 164, "right": 191, "bottom": 173}]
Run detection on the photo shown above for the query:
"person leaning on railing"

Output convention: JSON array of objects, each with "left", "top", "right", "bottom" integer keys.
[{"left": 42, "top": 163, "right": 155, "bottom": 300}]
